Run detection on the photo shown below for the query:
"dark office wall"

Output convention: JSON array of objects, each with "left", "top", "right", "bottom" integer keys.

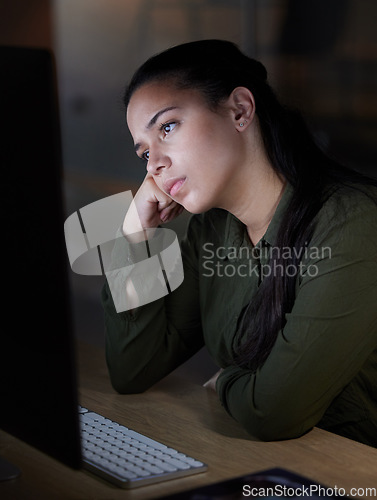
[
  {"left": 274, "top": 0, "right": 377, "bottom": 178},
  {"left": 0, "top": 0, "right": 53, "bottom": 49}
]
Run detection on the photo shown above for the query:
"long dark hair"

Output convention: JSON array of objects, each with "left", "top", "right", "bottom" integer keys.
[{"left": 124, "top": 39, "right": 377, "bottom": 371}]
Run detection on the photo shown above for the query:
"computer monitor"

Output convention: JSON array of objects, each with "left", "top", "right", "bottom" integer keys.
[{"left": 0, "top": 45, "right": 82, "bottom": 477}]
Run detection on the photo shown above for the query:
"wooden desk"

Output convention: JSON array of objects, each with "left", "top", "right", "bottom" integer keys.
[{"left": 1, "top": 341, "right": 377, "bottom": 499}]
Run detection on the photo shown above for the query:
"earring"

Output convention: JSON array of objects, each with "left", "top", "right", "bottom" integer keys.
[{"left": 239, "top": 121, "right": 246, "bottom": 127}]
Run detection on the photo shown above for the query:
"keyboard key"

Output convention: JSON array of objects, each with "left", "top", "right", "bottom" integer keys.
[
  {"left": 163, "top": 457, "right": 192, "bottom": 470},
  {"left": 151, "top": 461, "right": 177, "bottom": 472}
]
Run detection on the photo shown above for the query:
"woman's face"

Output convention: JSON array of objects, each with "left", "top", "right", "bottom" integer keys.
[{"left": 126, "top": 81, "right": 248, "bottom": 214}]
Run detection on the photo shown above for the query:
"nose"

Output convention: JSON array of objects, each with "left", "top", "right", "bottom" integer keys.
[{"left": 146, "top": 148, "right": 171, "bottom": 176}]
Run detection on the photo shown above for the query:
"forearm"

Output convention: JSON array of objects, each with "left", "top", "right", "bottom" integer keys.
[
  {"left": 102, "top": 282, "right": 203, "bottom": 393},
  {"left": 102, "top": 211, "right": 206, "bottom": 394}
]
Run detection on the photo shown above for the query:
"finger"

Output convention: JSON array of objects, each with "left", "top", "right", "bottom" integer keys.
[
  {"left": 160, "top": 203, "right": 183, "bottom": 223},
  {"left": 151, "top": 188, "right": 174, "bottom": 210},
  {"left": 159, "top": 200, "right": 179, "bottom": 216},
  {"left": 157, "top": 199, "right": 174, "bottom": 211}
]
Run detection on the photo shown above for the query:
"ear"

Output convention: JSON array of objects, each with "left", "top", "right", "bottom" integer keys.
[{"left": 227, "top": 86, "right": 256, "bottom": 131}]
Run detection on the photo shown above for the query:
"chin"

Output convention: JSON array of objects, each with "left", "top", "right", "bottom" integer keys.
[
  {"left": 182, "top": 200, "right": 214, "bottom": 215},
  {"left": 179, "top": 190, "right": 217, "bottom": 215},
  {"left": 183, "top": 205, "right": 201, "bottom": 215}
]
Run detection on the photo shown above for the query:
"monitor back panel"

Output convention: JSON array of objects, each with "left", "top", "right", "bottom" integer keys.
[{"left": 0, "top": 45, "right": 82, "bottom": 469}]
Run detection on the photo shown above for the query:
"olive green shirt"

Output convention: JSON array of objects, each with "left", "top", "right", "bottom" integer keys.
[{"left": 101, "top": 183, "right": 377, "bottom": 447}]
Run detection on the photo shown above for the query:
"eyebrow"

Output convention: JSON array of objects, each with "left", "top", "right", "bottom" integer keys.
[{"left": 134, "top": 106, "right": 179, "bottom": 153}]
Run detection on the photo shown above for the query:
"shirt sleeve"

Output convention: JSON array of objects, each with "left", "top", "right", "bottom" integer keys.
[
  {"left": 216, "top": 190, "right": 377, "bottom": 441},
  {"left": 102, "top": 216, "right": 205, "bottom": 394}
]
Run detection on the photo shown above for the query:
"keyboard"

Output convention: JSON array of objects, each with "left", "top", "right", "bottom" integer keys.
[{"left": 78, "top": 406, "right": 208, "bottom": 489}]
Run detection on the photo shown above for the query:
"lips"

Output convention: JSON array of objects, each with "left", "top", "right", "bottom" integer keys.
[{"left": 163, "top": 177, "right": 186, "bottom": 197}]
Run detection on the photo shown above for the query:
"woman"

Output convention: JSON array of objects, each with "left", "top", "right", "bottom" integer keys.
[{"left": 102, "top": 39, "right": 377, "bottom": 446}]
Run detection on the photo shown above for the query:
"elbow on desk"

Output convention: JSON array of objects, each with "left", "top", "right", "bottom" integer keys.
[
  {"left": 235, "top": 406, "right": 315, "bottom": 442},
  {"left": 246, "top": 421, "right": 312, "bottom": 442},
  {"left": 109, "top": 374, "right": 152, "bottom": 395},
  {"left": 111, "top": 380, "right": 149, "bottom": 394},
  {"left": 107, "top": 363, "right": 155, "bottom": 395}
]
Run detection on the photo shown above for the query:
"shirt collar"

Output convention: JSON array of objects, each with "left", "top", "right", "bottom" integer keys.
[{"left": 222, "top": 182, "right": 294, "bottom": 256}]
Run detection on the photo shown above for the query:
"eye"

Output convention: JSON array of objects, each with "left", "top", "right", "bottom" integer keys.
[
  {"left": 141, "top": 150, "right": 149, "bottom": 161},
  {"left": 160, "top": 121, "right": 177, "bottom": 136}
]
